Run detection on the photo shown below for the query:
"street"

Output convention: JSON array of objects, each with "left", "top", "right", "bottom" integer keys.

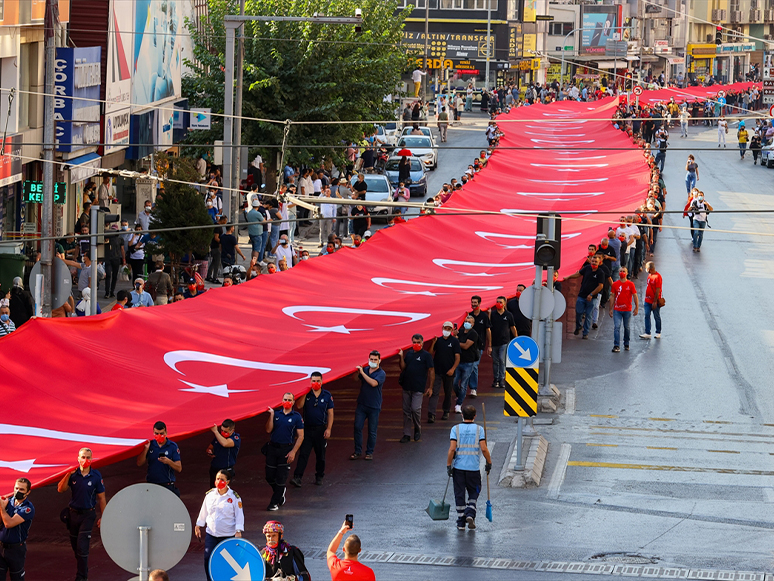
[{"left": 24, "top": 116, "right": 774, "bottom": 581}]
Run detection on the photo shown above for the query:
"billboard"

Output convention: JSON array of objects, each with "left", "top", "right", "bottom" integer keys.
[
  {"left": 54, "top": 47, "right": 102, "bottom": 153},
  {"left": 580, "top": 6, "right": 621, "bottom": 55},
  {"left": 132, "top": 0, "right": 183, "bottom": 107},
  {"left": 105, "top": 0, "right": 133, "bottom": 152},
  {"left": 0, "top": 135, "right": 22, "bottom": 188}
]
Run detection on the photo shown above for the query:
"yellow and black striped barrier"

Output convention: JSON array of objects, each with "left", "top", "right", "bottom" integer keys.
[{"left": 504, "top": 366, "right": 538, "bottom": 417}]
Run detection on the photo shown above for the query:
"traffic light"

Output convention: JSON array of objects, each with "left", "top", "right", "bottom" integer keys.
[
  {"left": 715, "top": 26, "right": 723, "bottom": 45},
  {"left": 95, "top": 212, "right": 121, "bottom": 244},
  {"left": 534, "top": 214, "right": 561, "bottom": 269}
]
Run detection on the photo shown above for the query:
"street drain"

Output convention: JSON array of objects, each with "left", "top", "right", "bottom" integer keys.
[{"left": 588, "top": 552, "right": 659, "bottom": 565}]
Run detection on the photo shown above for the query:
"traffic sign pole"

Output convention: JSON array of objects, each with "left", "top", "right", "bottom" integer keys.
[{"left": 505, "top": 336, "right": 540, "bottom": 471}]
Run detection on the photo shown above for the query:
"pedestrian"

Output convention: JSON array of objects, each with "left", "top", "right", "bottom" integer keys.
[
  {"left": 465, "top": 83, "right": 474, "bottom": 111},
  {"left": 447, "top": 405, "right": 492, "bottom": 531},
  {"left": 75, "top": 288, "right": 101, "bottom": 317},
  {"left": 654, "top": 127, "right": 668, "bottom": 173},
  {"left": 219, "top": 224, "right": 246, "bottom": 268},
  {"left": 608, "top": 267, "right": 639, "bottom": 352},
  {"left": 291, "top": 373, "right": 334, "bottom": 487},
  {"left": 149, "top": 570, "right": 168, "bottom": 581},
  {"left": 684, "top": 154, "right": 699, "bottom": 194},
  {"left": 264, "top": 394, "right": 304, "bottom": 511},
  {"left": 0, "top": 305, "right": 17, "bottom": 337},
  {"left": 468, "top": 296, "right": 491, "bottom": 397},
  {"left": 56, "top": 448, "right": 106, "bottom": 581},
  {"left": 146, "top": 262, "right": 174, "bottom": 306},
  {"left": 506, "top": 284, "right": 532, "bottom": 338},
  {"left": 679, "top": 106, "right": 690, "bottom": 137},
  {"left": 437, "top": 106, "right": 449, "bottom": 142},
  {"left": 318, "top": 186, "right": 338, "bottom": 248},
  {"left": 737, "top": 121, "right": 749, "bottom": 159},
  {"left": 688, "top": 191, "right": 713, "bottom": 252},
  {"left": 0, "top": 478, "right": 34, "bottom": 581},
  {"left": 454, "top": 315, "right": 479, "bottom": 413},
  {"left": 206, "top": 420, "right": 241, "bottom": 489},
  {"left": 351, "top": 351, "right": 386, "bottom": 461},
  {"left": 428, "top": 322, "right": 461, "bottom": 423},
  {"left": 195, "top": 469, "right": 244, "bottom": 581},
  {"left": 136, "top": 421, "right": 182, "bottom": 497},
  {"left": 127, "top": 225, "right": 146, "bottom": 281},
  {"left": 750, "top": 130, "right": 762, "bottom": 165},
  {"left": 103, "top": 224, "right": 124, "bottom": 299},
  {"left": 398, "top": 334, "right": 435, "bottom": 443},
  {"left": 489, "top": 296, "right": 517, "bottom": 388},
  {"left": 640, "top": 261, "right": 663, "bottom": 340},
  {"left": 244, "top": 197, "right": 266, "bottom": 263},
  {"left": 412, "top": 67, "right": 427, "bottom": 97},
  {"left": 327, "top": 521, "right": 375, "bottom": 581},
  {"left": 565, "top": 255, "right": 606, "bottom": 339},
  {"left": 717, "top": 115, "right": 728, "bottom": 147},
  {"left": 262, "top": 521, "right": 311, "bottom": 580}
]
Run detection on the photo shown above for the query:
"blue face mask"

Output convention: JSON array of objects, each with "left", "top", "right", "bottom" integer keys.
[
  {"left": 0, "top": 314, "right": 9, "bottom": 323},
  {"left": 463, "top": 322, "right": 472, "bottom": 330}
]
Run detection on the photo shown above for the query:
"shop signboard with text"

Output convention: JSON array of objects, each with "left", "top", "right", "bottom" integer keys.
[
  {"left": 105, "top": 0, "right": 133, "bottom": 152},
  {"left": 55, "top": 47, "right": 102, "bottom": 153},
  {"left": 0, "top": 135, "right": 22, "bottom": 188},
  {"left": 580, "top": 5, "right": 621, "bottom": 55},
  {"left": 402, "top": 31, "right": 496, "bottom": 61}
]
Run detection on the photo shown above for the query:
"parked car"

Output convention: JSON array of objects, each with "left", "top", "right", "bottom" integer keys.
[
  {"left": 400, "top": 125, "right": 437, "bottom": 147},
  {"left": 375, "top": 123, "right": 399, "bottom": 148},
  {"left": 395, "top": 136, "right": 437, "bottom": 170},
  {"left": 384, "top": 156, "right": 428, "bottom": 198},
  {"left": 349, "top": 173, "right": 392, "bottom": 216},
  {"left": 761, "top": 143, "right": 774, "bottom": 168}
]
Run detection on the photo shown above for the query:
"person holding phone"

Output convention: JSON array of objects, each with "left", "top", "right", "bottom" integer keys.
[
  {"left": 136, "top": 421, "right": 182, "bottom": 497},
  {"left": 327, "top": 519, "right": 375, "bottom": 580}
]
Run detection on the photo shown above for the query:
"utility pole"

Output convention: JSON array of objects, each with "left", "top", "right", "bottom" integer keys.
[
  {"left": 485, "top": 0, "right": 492, "bottom": 90},
  {"left": 232, "top": 0, "right": 246, "bottom": 224},
  {"left": 424, "top": 1, "right": 429, "bottom": 102},
  {"left": 40, "top": 0, "right": 59, "bottom": 318}
]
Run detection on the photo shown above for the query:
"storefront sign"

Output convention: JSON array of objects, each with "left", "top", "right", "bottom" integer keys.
[
  {"left": 105, "top": 0, "right": 132, "bottom": 153},
  {"left": 189, "top": 108, "right": 212, "bottom": 130},
  {"left": 523, "top": 34, "right": 537, "bottom": 58},
  {"left": 402, "top": 31, "right": 496, "bottom": 60},
  {"left": 55, "top": 47, "right": 102, "bottom": 153},
  {"left": 580, "top": 5, "right": 622, "bottom": 55},
  {"left": 0, "top": 135, "right": 22, "bottom": 188},
  {"left": 68, "top": 154, "right": 101, "bottom": 184},
  {"left": 22, "top": 181, "right": 67, "bottom": 204},
  {"left": 688, "top": 44, "right": 717, "bottom": 57},
  {"left": 105, "top": 109, "right": 130, "bottom": 153},
  {"left": 718, "top": 42, "right": 756, "bottom": 54},
  {"left": 764, "top": 52, "right": 774, "bottom": 105},
  {"left": 508, "top": 24, "right": 523, "bottom": 60}
]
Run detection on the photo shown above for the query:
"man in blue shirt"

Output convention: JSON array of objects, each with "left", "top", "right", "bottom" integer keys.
[
  {"left": 207, "top": 419, "right": 241, "bottom": 488},
  {"left": 137, "top": 421, "right": 183, "bottom": 497},
  {"left": 398, "top": 334, "right": 435, "bottom": 443},
  {"left": 0, "top": 477, "right": 34, "bottom": 580},
  {"left": 291, "top": 373, "right": 335, "bottom": 487},
  {"left": 446, "top": 406, "right": 492, "bottom": 531},
  {"left": 264, "top": 394, "right": 304, "bottom": 511},
  {"left": 130, "top": 278, "right": 154, "bottom": 308},
  {"left": 57, "top": 448, "right": 107, "bottom": 581},
  {"left": 352, "top": 351, "right": 386, "bottom": 461}
]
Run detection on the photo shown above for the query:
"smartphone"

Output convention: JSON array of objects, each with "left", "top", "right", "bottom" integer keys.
[{"left": 345, "top": 514, "right": 354, "bottom": 529}]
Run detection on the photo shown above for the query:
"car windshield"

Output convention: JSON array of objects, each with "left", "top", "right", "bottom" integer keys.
[
  {"left": 385, "top": 122, "right": 397, "bottom": 130},
  {"left": 386, "top": 159, "right": 423, "bottom": 172},
  {"left": 403, "top": 127, "right": 429, "bottom": 136},
  {"left": 399, "top": 137, "right": 431, "bottom": 148},
  {"left": 375, "top": 126, "right": 384, "bottom": 135},
  {"left": 350, "top": 176, "right": 390, "bottom": 193}
]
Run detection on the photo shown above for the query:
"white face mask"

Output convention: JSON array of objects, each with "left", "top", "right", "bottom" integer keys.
[
  {"left": 368, "top": 361, "right": 378, "bottom": 369},
  {"left": 442, "top": 330, "right": 451, "bottom": 338}
]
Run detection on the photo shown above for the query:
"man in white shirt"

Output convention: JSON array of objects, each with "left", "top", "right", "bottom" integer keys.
[
  {"left": 412, "top": 68, "right": 427, "bottom": 97},
  {"left": 318, "top": 186, "right": 338, "bottom": 247},
  {"left": 275, "top": 234, "right": 297, "bottom": 269},
  {"left": 616, "top": 217, "right": 640, "bottom": 277}
]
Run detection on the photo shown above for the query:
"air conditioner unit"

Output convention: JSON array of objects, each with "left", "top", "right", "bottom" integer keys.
[
  {"left": 711, "top": 8, "right": 727, "bottom": 20},
  {"left": 764, "top": 8, "right": 774, "bottom": 21},
  {"left": 750, "top": 9, "right": 762, "bottom": 22},
  {"left": 706, "top": 33, "right": 714, "bottom": 42},
  {"left": 729, "top": 10, "right": 742, "bottom": 22}
]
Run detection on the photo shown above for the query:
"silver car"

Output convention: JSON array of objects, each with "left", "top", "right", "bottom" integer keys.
[
  {"left": 396, "top": 135, "right": 437, "bottom": 170},
  {"left": 349, "top": 174, "right": 392, "bottom": 216}
]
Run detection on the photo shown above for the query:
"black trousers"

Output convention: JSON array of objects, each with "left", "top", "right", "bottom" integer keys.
[
  {"left": 67, "top": 508, "right": 96, "bottom": 581},
  {"left": 0, "top": 543, "right": 26, "bottom": 581},
  {"left": 265, "top": 442, "right": 293, "bottom": 506},
  {"left": 294, "top": 425, "right": 326, "bottom": 479},
  {"left": 104, "top": 258, "right": 120, "bottom": 294},
  {"left": 129, "top": 258, "right": 145, "bottom": 281},
  {"left": 452, "top": 468, "right": 481, "bottom": 527}
]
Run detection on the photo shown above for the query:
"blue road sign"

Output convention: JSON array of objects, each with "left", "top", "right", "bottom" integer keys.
[
  {"left": 717, "top": 97, "right": 727, "bottom": 106},
  {"left": 208, "top": 538, "right": 265, "bottom": 581},
  {"left": 506, "top": 336, "right": 539, "bottom": 369}
]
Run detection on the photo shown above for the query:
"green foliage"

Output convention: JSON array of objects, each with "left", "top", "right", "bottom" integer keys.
[{"left": 181, "top": 0, "right": 412, "bottom": 184}]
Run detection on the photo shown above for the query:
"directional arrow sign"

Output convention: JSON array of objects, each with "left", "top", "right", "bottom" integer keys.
[
  {"left": 209, "top": 538, "right": 265, "bottom": 581},
  {"left": 506, "top": 336, "right": 539, "bottom": 369}
]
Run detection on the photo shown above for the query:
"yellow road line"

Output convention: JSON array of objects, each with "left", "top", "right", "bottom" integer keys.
[
  {"left": 567, "top": 461, "right": 774, "bottom": 476},
  {"left": 707, "top": 449, "right": 741, "bottom": 454},
  {"left": 647, "top": 446, "right": 678, "bottom": 450},
  {"left": 649, "top": 417, "right": 676, "bottom": 422},
  {"left": 586, "top": 443, "right": 618, "bottom": 447},
  {"left": 703, "top": 420, "right": 732, "bottom": 424}
]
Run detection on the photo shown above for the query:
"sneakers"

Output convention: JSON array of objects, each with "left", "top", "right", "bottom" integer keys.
[
  {"left": 582, "top": 335, "right": 589, "bottom": 340},
  {"left": 654, "top": 333, "right": 661, "bottom": 339},
  {"left": 639, "top": 333, "right": 651, "bottom": 339},
  {"left": 290, "top": 476, "right": 302, "bottom": 488},
  {"left": 574, "top": 326, "right": 581, "bottom": 336},
  {"left": 427, "top": 414, "right": 436, "bottom": 424},
  {"left": 624, "top": 345, "right": 630, "bottom": 351},
  {"left": 441, "top": 412, "right": 450, "bottom": 420},
  {"left": 457, "top": 525, "right": 466, "bottom": 530},
  {"left": 612, "top": 346, "right": 620, "bottom": 353},
  {"left": 455, "top": 405, "right": 462, "bottom": 413},
  {"left": 469, "top": 389, "right": 477, "bottom": 398},
  {"left": 267, "top": 504, "right": 279, "bottom": 511},
  {"left": 315, "top": 476, "right": 323, "bottom": 486},
  {"left": 592, "top": 323, "right": 598, "bottom": 330},
  {"left": 466, "top": 516, "right": 476, "bottom": 530},
  {"left": 399, "top": 435, "right": 411, "bottom": 443}
]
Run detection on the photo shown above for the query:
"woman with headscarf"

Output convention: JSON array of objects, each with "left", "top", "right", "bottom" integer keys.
[
  {"left": 260, "top": 521, "right": 310, "bottom": 580},
  {"left": 75, "top": 288, "right": 101, "bottom": 317},
  {"left": 195, "top": 469, "right": 244, "bottom": 581}
]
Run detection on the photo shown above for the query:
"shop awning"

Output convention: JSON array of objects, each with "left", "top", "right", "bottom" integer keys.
[{"left": 66, "top": 153, "right": 101, "bottom": 183}]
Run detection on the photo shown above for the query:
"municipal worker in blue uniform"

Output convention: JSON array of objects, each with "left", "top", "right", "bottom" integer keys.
[
  {"left": 446, "top": 405, "right": 492, "bottom": 531},
  {"left": 206, "top": 419, "right": 241, "bottom": 488},
  {"left": 0, "top": 477, "right": 34, "bottom": 581},
  {"left": 57, "top": 447, "right": 107, "bottom": 581},
  {"left": 264, "top": 393, "right": 304, "bottom": 511},
  {"left": 137, "top": 421, "right": 183, "bottom": 497},
  {"left": 291, "top": 372, "right": 334, "bottom": 488}
]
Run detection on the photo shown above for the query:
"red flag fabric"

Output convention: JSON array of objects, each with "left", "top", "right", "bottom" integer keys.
[{"left": 0, "top": 85, "right": 749, "bottom": 492}]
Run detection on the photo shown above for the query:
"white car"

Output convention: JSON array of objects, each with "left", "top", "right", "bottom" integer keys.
[
  {"left": 761, "top": 143, "right": 774, "bottom": 168},
  {"left": 400, "top": 126, "right": 437, "bottom": 148},
  {"left": 395, "top": 135, "right": 437, "bottom": 170},
  {"left": 375, "top": 123, "right": 400, "bottom": 148}
]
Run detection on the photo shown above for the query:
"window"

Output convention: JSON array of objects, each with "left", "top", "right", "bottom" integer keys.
[
  {"left": 398, "top": 0, "right": 439, "bottom": 9},
  {"left": 18, "top": 44, "right": 30, "bottom": 130},
  {"left": 548, "top": 22, "right": 574, "bottom": 36},
  {"left": 401, "top": 0, "right": 495, "bottom": 9}
]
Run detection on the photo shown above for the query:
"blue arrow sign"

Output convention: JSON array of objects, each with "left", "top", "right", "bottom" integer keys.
[
  {"left": 717, "top": 97, "right": 726, "bottom": 106},
  {"left": 208, "top": 538, "right": 265, "bottom": 581},
  {"left": 506, "top": 336, "right": 539, "bottom": 369}
]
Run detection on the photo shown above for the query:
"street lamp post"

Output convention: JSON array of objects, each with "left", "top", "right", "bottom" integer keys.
[
  {"left": 560, "top": 26, "right": 586, "bottom": 88},
  {"left": 485, "top": 0, "right": 492, "bottom": 90}
]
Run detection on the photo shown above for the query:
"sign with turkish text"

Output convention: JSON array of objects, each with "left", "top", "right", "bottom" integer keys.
[
  {"left": 581, "top": 5, "right": 622, "bottom": 55},
  {"left": 0, "top": 134, "right": 22, "bottom": 188},
  {"left": 402, "top": 31, "right": 495, "bottom": 60},
  {"left": 55, "top": 47, "right": 102, "bottom": 153},
  {"left": 22, "top": 181, "right": 67, "bottom": 204}
]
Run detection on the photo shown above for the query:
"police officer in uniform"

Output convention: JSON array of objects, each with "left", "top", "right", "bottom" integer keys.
[
  {"left": 0, "top": 478, "right": 34, "bottom": 581},
  {"left": 195, "top": 469, "right": 244, "bottom": 581},
  {"left": 137, "top": 421, "right": 183, "bottom": 496},
  {"left": 206, "top": 419, "right": 241, "bottom": 488},
  {"left": 290, "top": 372, "right": 334, "bottom": 488},
  {"left": 57, "top": 447, "right": 107, "bottom": 581},
  {"left": 264, "top": 393, "right": 304, "bottom": 511}
]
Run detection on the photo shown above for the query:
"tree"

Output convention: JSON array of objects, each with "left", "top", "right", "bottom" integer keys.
[
  {"left": 150, "top": 154, "right": 214, "bottom": 288},
  {"left": 182, "top": 0, "right": 412, "bottom": 190}
]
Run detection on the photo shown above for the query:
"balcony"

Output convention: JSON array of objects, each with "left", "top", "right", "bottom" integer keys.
[
  {"left": 729, "top": 10, "right": 742, "bottom": 23},
  {"left": 711, "top": 8, "right": 726, "bottom": 21}
]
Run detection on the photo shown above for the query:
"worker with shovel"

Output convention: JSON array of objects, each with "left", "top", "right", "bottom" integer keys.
[{"left": 446, "top": 405, "right": 492, "bottom": 530}]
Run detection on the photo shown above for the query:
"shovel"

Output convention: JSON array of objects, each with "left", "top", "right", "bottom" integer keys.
[
  {"left": 426, "top": 474, "right": 452, "bottom": 520},
  {"left": 483, "top": 402, "right": 493, "bottom": 522}
]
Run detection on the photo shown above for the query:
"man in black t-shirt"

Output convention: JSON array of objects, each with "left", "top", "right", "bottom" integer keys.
[
  {"left": 428, "top": 322, "right": 460, "bottom": 422},
  {"left": 489, "top": 296, "right": 517, "bottom": 388},
  {"left": 352, "top": 174, "right": 368, "bottom": 199},
  {"left": 350, "top": 204, "right": 371, "bottom": 237},
  {"left": 454, "top": 315, "right": 480, "bottom": 410},
  {"left": 220, "top": 225, "right": 246, "bottom": 266},
  {"left": 468, "top": 296, "right": 491, "bottom": 393},
  {"left": 565, "top": 255, "right": 606, "bottom": 339},
  {"left": 591, "top": 252, "right": 612, "bottom": 329},
  {"left": 506, "top": 284, "right": 532, "bottom": 338},
  {"left": 398, "top": 334, "right": 435, "bottom": 443}
]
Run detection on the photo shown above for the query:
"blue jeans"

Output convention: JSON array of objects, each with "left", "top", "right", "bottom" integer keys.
[
  {"left": 491, "top": 345, "right": 507, "bottom": 386},
  {"left": 739, "top": 142, "right": 747, "bottom": 158},
  {"left": 613, "top": 310, "right": 632, "bottom": 347},
  {"left": 627, "top": 249, "right": 637, "bottom": 276},
  {"left": 685, "top": 172, "right": 696, "bottom": 194},
  {"left": 655, "top": 151, "right": 665, "bottom": 172},
  {"left": 643, "top": 302, "right": 661, "bottom": 335},
  {"left": 454, "top": 362, "right": 476, "bottom": 405},
  {"left": 465, "top": 96, "right": 472, "bottom": 111},
  {"left": 575, "top": 296, "right": 594, "bottom": 336},
  {"left": 269, "top": 227, "right": 280, "bottom": 256},
  {"left": 259, "top": 231, "right": 269, "bottom": 259},
  {"left": 469, "top": 359, "right": 480, "bottom": 389},
  {"left": 353, "top": 404, "right": 380, "bottom": 456},
  {"left": 692, "top": 219, "right": 706, "bottom": 248}
]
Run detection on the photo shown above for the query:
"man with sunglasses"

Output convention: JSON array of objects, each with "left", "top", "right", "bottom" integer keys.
[{"left": 291, "top": 373, "right": 334, "bottom": 488}]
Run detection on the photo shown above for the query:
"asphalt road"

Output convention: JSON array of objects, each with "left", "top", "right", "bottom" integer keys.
[{"left": 24, "top": 116, "right": 774, "bottom": 581}]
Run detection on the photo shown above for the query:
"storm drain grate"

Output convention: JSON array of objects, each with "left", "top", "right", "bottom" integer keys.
[{"left": 591, "top": 552, "right": 659, "bottom": 565}]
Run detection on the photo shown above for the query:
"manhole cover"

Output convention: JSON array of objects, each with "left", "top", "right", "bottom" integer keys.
[{"left": 588, "top": 552, "right": 658, "bottom": 565}]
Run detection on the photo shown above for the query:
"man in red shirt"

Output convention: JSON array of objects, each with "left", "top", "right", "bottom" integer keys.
[
  {"left": 327, "top": 522, "right": 375, "bottom": 581},
  {"left": 608, "top": 267, "right": 638, "bottom": 352},
  {"left": 110, "top": 290, "right": 132, "bottom": 311},
  {"left": 640, "top": 261, "right": 662, "bottom": 339}
]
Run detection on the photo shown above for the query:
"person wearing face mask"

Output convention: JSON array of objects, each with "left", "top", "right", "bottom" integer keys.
[
  {"left": 398, "top": 335, "right": 435, "bottom": 443},
  {"left": 135, "top": 199, "right": 153, "bottom": 231},
  {"left": 206, "top": 420, "right": 241, "bottom": 489},
  {"left": 0, "top": 306, "right": 16, "bottom": 337},
  {"left": 291, "top": 373, "right": 335, "bottom": 487},
  {"left": 136, "top": 421, "right": 183, "bottom": 497},
  {"left": 608, "top": 267, "right": 639, "bottom": 352},
  {"left": 688, "top": 191, "right": 713, "bottom": 252},
  {"left": 264, "top": 394, "right": 305, "bottom": 511},
  {"left": 0, "top": 477, "right": 34, "bottom": 581},
  {"left": 130, "top": 278, "right": 154, "bottom": 308},
  {"left": 489, "top": 297, "right": 517, "bottom": 388},
  {"left": 195, "top": 469, "right": 244, "bottom": 581},
  {"left": 275, "top": 234, "right": 297, "bottom": 269},
  {"left": 261, "top": 521, "right": 311, "bottom": 580},
  {"left": 57, "top": 448, "right": 106, "bottom": 581},
  {"left": 205, "top": 198, "right": 218, "bottom": 223},
  {"left": 299, "top": 249, "right": 310, "bottom": 261},
  {"left": 183, "top": 276, "right": 206, "bottom": 299},
  {"left": 453, "top": 316, "right": 480, "bottom": 412},
  {"left": 127, "top": 226, "right": 147, "bottom": 281},
  {"left": 351, "top": 351, "right": 386, "bottom": 461},
  {"left": 427, "top": 322, "right": 461, "bottom": 423},
  {"left": 565, "top": 255, "right": 606, "bottom": 339}
]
